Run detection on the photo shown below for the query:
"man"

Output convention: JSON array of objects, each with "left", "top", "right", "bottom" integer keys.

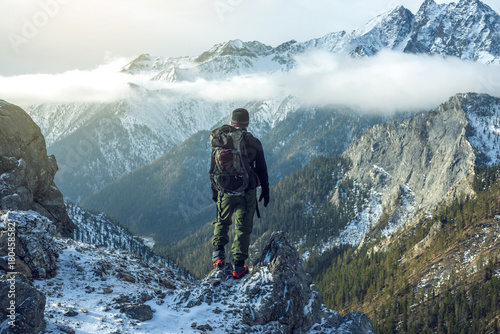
[{"left": 210, "top": 108, "right": 270, "bottom": 279}]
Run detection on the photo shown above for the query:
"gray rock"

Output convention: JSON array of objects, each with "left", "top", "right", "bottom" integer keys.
[
  {"left": 0, "top": 274, "right": 46, "bottom": 333},
  {"left": 0, "top": 100, "right": 75, "bottom": 237},
  {"left": 181, "top": 232, "right": 374, "bottom": 333},
  {"left": 0, "top": 211, "right": 59, "bottom": 279},
  {"left": 333, "top": 93, "right": 500, "bottom": 247},
  {"left": 340, "top": 93, "right": 477, "bottom": 214},
  {"left": 0, "top": 256, "right": 32, "bottom": 280},
  {"left": 135, "top": 291, "right": 153, "bottom": 304},
  {"left": 120, "top": 304, "right": 154, "bottom": 322},
  {"left": 241, "top": 232, "right": 374, "bottom": 334},
  {"left": 338, "top": 312, "right": 376, "bottom": 334},
  {"left": 63, "top": 309, "right": 79, "bottom": 317}
]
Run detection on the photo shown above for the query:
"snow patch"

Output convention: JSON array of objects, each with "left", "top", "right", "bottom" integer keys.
[
  {"left": 319, "top": 188, "right": 384, "bottom": 253},
  {"left": 380, "top": 184, "right": 416, "bottom": 237},
  {"left": 466, "top": 102, "right": 500, "bottom": 165}
]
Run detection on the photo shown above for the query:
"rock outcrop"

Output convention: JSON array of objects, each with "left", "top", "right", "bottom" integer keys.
[
  {"left": 0, "top": 274, "right": 46, "bottom": 333},
  {"left": 333, "top": 93, "right": 500, "bottom": 241},
  {"left": 182, "top": 232, "right": 375, "bottom": 334},
  {"left": 0, "top": 211, "right": 59, "bottom": 279},
  {"left": 242, "top": 232, "right": 374, "bottom": 334},
  {"left": 0, "top": 100, "right": 74, "bottom": 237},
  {"left": 340, "top": 93, "right": 477, "bottom": 215}
]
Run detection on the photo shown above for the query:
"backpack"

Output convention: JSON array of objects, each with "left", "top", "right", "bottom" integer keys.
[{"left": 209, "top": 125, "right": 250, "bottom": 196}]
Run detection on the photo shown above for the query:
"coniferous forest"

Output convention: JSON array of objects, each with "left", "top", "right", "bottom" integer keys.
[{"left": 308, "top": 164, "right": 500, "bottom": 333}]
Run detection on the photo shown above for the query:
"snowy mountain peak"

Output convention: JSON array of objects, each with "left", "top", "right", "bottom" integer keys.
[
  {"left": 358, "top": 4, "right": 411, "bottom": 31},
  {"left": 121, "top": 53, "right": 158, "bottom": 74},
  {"left": 274, "top": 39, "right": 298, "bottom": 52},
  {"left": 223, "top": 39, "right": 245, "bottom": 50},
  {"left": 350, "top": 4, "right": 415, "bottom": 52},
  {"left": 418, "top": 0, "right": 439, "bottom": 12},
  {"left": 406, "top": 0, "right": 500, "bottom": 62},
  {"left": 195, "top": 39, "right": 273, "bottom": 64}
]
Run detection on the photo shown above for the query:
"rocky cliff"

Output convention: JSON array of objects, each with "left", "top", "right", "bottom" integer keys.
[
  {"left": 0, "top": 100, "right": 74, "bottom": 237},
  {"left": 332, "top": 93, "right": 500, "bottom": 244},
  {"left": 0, "top": 211, "right": 60, "bottom": 333}
]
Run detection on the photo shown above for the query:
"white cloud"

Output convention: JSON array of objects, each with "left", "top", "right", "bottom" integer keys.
[
  {"left": 0, "top": 57, "right": 133, "bottom": 104},
  {"left": 159, "top": 50, "right": 500, "bottom": 113},
  {"left": 1, "top": 50, "right": 499, "bottom": 114},
  {"left": 281, "top": 50, "right": 500, "bottom": 113}
]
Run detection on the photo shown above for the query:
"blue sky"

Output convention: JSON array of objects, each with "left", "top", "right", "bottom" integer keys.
[{"left": 2, "top": 0, "right": 498, "bottom": 75}]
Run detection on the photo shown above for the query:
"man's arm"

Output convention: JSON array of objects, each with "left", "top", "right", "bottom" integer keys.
[
  {"left": 209, "top": 150, "right": 218, "bottom": 202},
  {"left": 248, "top": 135, "right": 269, "bottom": 206}
]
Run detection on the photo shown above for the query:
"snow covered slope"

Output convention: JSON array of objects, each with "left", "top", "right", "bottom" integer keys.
[
  {"left": 66, "top": 202, "right": 182, "bottom": 267},
  {"left": 0, "top": 210, "right": 374, "bottom": 334}
]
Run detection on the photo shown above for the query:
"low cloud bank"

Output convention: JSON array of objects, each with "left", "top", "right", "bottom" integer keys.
[
  {"left": 0, "top": 57, "right": 134, "bottom": 104},
  {"left": 285, "top": 50, "right": 500, "bottom": 113},
  {"left": 1, "top": 50, "right": 499, "bottom": 113}
]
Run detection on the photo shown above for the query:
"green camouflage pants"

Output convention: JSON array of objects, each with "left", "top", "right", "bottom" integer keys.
[{"left": 212, "top": 189, "right": 256, "bottom": 263}]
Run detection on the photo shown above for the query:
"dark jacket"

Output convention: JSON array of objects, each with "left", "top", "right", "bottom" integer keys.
[
  {"left": 211, "top": 128, "right": 269, "bottom": 196},
  {"left": 243, "top": 131, "right": 269, "bottom": 192}
]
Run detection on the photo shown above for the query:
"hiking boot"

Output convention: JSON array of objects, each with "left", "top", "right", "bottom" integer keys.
[
  {"left": 212, "top": 248, "right": 225, "bottom": 269},
  {"left": 232, "top": 262, "right": 249, "bottom": 279}
]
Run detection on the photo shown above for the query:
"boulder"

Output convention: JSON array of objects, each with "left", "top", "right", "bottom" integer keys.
[
  {"left": 0, "top": 100, "right": 75, "bottom": 237},
  {"left": 0, "top": 210, "right": 59, "bottom": 279},
  {"left": 120, "top": 304, "right": 154, "bottom": 321},
  {"left": 241, "top": 231, "right": 375, "bottom": 334},
  {"left": 0, "top": 274, "right": 46, "bottom": 333}
]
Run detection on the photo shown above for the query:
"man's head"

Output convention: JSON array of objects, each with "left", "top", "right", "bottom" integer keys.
[{"left": 231, "top": 108, "right": 249, "bottom": 128}]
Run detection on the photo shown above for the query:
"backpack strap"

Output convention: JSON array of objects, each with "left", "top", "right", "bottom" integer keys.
[{"left": 255, "top": 200, "right": 261, "bottom": 219}]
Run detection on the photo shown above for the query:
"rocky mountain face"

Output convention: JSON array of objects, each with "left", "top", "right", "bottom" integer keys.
[
  {"left": 329, "top": 93, "right": 500, "bottom": 250},
  {"left": 404, "top": 0, "right": 500, "bottom": 62},
  {"left": 0, "top": 100, "right": 74, "bottom": 237}
]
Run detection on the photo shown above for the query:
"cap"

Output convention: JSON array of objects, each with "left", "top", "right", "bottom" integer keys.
[{"left": 231, "top": 108, "right": 249, "bottom": 127}]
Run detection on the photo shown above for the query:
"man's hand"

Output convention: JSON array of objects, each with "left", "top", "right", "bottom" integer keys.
[{"left": 259, "top": 187, "right": 269, "bottom": 207}]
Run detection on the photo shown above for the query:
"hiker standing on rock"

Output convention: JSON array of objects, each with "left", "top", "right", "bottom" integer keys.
[{"left": 209, "top": 108, "right": 270, "bottom": 279}]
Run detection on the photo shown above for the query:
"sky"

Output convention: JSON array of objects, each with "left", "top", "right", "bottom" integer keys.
[
  {"left": 3, "top": 0, "right": 499, "bottom": 75},
  {"left": 0, "top": 0, "right": 499, "bottom": 112}
]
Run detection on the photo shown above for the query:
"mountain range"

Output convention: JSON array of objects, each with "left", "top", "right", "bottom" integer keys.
[
  {"left": 75, "top": 0, "right": 500, "bottom": 246},
  {"left": 26, "top": 0, "right": 500, "bottom": 204},
  {"left": 160, "top": 92, "right": 500, "bottom": 274}
]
